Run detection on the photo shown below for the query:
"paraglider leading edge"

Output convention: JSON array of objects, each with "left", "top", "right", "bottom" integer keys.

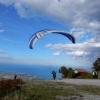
[{"left": 28, "top": 29, "right": 76, "bottom": 49}]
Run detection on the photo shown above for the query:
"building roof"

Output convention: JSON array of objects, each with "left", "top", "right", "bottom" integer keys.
[{"left": 74, "top": 69, "right": 90, "bottom": 74}]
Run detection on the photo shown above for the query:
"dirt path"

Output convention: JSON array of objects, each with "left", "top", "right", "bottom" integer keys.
[
  {"left": 51, "top": 79, "right": 100, "bottom": 100},
  {"left": 53, "top": 79, "right": 100, "bottom": 86}
]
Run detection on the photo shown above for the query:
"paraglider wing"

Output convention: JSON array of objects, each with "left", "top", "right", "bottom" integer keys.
[{"left": 28, "top": 29, "right": 75, "bottom": 49}]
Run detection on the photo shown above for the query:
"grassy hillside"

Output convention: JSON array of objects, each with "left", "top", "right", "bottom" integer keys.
[{"left": 0, "top": 79, "right": 100, "bottom": 100}]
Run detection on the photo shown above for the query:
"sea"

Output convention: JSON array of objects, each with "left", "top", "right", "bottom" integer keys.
[{"left": 0, "top": 63, "right": 62, "bottom": 80}]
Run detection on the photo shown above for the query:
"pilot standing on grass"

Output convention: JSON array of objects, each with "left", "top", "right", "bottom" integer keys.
[
  {"left": 14, "top": 75, "right": 17, "bottom": 80},
  {"left": 52, "top": 70, "right": 56, "bottom": 80},
  {"left": 92, "top": 71, "right": 95, "bottom": 79}
]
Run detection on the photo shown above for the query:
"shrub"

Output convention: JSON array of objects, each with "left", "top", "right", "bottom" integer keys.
[{"left": 0, "top": 78, "right": 23, "bottom": 97}]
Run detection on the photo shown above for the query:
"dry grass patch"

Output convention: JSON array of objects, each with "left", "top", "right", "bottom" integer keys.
[{"left": 0, "top": 79, "right": 100, "bottom": 100}]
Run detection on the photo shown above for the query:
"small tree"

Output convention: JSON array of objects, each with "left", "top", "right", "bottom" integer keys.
[
  {"left": 93, "top": 58, "right": 100, "bottom": 78},
  {"left": 67, "top": 67, "right": 74, "bottom": 78},
  {"left": 59, "top": 66, "right": 68, "bottom": 78},
  {"left": 93, "top": 58, "right": 100, "bottom": 71}
]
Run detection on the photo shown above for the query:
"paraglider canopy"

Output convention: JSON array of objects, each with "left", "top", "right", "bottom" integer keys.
[{"left": 28, "top": 29, "right": 75, "bottom": 49}]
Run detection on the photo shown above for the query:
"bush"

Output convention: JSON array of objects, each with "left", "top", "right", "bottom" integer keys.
[
  {"left": 85, "top": 74, "right": 92, "bottom": 79},
  {"left": 76, "top": 73, "right": 92, "bottom": 79},
  {"left": 0, "top": 78, "right": 23, "bottom": 97}
]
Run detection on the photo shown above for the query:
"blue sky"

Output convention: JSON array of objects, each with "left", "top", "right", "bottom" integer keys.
[{"left": 0, "top": 0, "right": 100, "bottom": 70}]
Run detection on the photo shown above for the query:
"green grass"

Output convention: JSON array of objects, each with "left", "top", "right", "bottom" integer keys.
[{"left": 0, "top": 80, "right": 100, "bottom": 100}]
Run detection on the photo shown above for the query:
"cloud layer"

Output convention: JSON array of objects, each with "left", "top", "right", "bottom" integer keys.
[
  {"left": 0, "top": 0, "right": 100, "bottom": 66},
  {"left": 0, "top": 0, "right": 100, "bottom": 35},
  {"left": 46, "top": 41, "right": 100, "bottom": 62}
]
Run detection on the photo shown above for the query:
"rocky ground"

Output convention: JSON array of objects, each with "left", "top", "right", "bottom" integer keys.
[
  {"left": 56, "top": 93, "right": 100, "bottom": 100},
  {"left": 51, "top": 79, "right": 100, "bottom": 100}
]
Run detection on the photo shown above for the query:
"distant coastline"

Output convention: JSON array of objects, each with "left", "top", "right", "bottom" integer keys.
[
  {"left": 0, "top": 71, "right": 43, "bottom": 80},
  {"left": 0, "top": 64, "right": 62, "bottom": 79}
]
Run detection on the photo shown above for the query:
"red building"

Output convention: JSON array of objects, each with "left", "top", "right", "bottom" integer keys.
[{"left": 74, "top": 69, "right": 90, "bottom": 78}]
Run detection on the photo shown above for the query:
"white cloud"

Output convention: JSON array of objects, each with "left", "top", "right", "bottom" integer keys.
[
  {"left": 14, "top": 3, "right": 27, "bottom": 18},
  {"left": 45, "top": 44, "right": 52, "bottom": 48},
  {"left": 53, "top": 51, "right": 60, "bottom": 56},
  {"left": 0, "top": 0, "right": 99, "bottom": 41},
  {"left": 46, "top": 41, "right": 100, "bottom": 62},
  {"left": 0, "top": 29, "right": 5, "bottom": 32},
  {"left": 70, "top": 28, "right": 86, "bottom": 40},
  {"left": 67, "top": 51, "right": 90, "bottom": 57},
  {"left": 49, "top": 57, "right": 53, "bottom": 59},
  {"left": 0, "top": 0, "right": 99, "bottom": 22},
  {"left": 0, "top": 0, "right": 100, "bottom": 34},
  {"left": 0, "top": 50, "right": 6, "bottom": 53},
  {"left": 0, "top": 55, "right": 64, "bottom": 66}
]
